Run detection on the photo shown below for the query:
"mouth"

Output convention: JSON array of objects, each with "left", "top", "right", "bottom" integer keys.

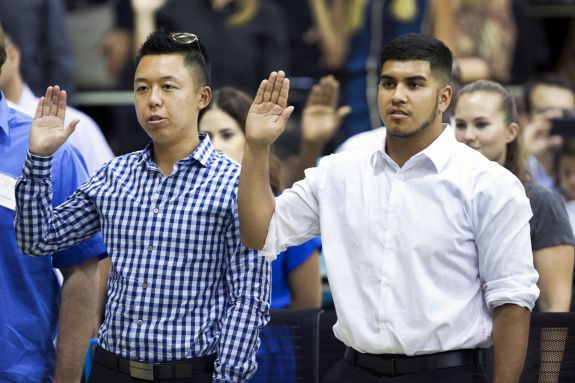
[
  {"left": 387, "top": 109, "right": 410, "bottom": 119},
  {"left": 146, "top": 115, "right": 166, "bottom": 126}
]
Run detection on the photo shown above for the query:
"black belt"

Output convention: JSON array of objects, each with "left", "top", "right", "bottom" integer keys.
[
  {"left": 93, "top": 346, "right": 215, "bottom": 381},
  {"left": 344, "top": 347, "right": 483, "bottom": 376}
]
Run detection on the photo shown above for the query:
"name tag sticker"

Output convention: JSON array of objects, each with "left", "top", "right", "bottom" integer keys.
[{"left": 0, "top": 173, "right": 17, "bottom": 211}]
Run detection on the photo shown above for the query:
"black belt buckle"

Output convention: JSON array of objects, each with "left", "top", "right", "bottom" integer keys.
[{"left": 129, "top": 360, "right": 154, "bottom": 380}]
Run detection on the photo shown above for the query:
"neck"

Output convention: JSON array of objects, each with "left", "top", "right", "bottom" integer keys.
[
  {"left": 152, "top": 134, "right": 200, "bottom": 176},
  {"left": 3, "top": 75, "right": 24, "bottom": 103},
  {"left": 386, "top": 120, "right": 443, "bottom": 167}
]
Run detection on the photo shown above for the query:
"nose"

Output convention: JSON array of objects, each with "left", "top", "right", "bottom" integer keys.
[
  {"left": 148, "top": 86, "right": 162, "bottom": 108},
  {"left": 462, "top": 127, "right": 477, "bottom": 144},
  {"left": 391, "top": 84, "right": 407, "bottom": 104}
]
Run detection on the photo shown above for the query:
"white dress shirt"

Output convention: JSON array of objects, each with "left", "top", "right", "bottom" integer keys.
[
  {"left": 262, "top": 125, "right": 539, "bottom": 355},
  {"left": 17, "top": 85, "right": 114, "bottom": 175}
]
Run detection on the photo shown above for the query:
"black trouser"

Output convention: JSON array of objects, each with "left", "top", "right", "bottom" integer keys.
[
  {"left": 321, "top": 348, "right": 488, "bottom": 383},
  {"left": 88, "top": 346, "right": 214, "bottom": 383}
]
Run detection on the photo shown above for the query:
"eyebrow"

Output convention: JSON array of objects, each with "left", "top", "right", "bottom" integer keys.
[
  {"left": 380, "top": 75, "right": 428, "bottom": 82},
  {"left": 134, "top": 76, "right": 180, "bottom": 83}
]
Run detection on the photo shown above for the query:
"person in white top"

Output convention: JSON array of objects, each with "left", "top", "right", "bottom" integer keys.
[
  {"left": 0, "top": 31, "right": 114, "bottom": 176},
  {"left": 239, "top": 33, "right": 539, "bottom": 383}
]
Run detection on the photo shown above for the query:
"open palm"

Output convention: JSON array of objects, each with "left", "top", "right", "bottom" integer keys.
[
  {"left": 245, "top": 71, "right": 294, "bottom": 147},
  {"left": 29, "top": 86, "right": 78, "bottom": 157},
  {"left": 301, "top": 75, "right": 351, "bottom": 144}
]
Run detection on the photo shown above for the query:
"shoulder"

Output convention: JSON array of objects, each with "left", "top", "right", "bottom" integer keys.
[{"left": 525, "top": 182, "right": 567, "bottom": 215}]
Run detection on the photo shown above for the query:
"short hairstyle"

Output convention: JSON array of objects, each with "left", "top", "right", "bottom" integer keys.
[
  {"left": 457, "top": 80, "right": 530, "bottom": 182},
  {"left": 379, "top": 33, "right": 453, "bottom": 85},
  {"left": 135, "top": 29, "right": 211, "bottom": 87},
  {"left": 523, "top": 74, "right": 575, "bottom": 115}
]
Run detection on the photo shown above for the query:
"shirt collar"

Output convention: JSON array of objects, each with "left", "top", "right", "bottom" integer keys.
[
  {"left": 0, "top": 92, "right": 10, "bottom": 137},
  {"left": 137, "top": 132, "right": 216, "bottom": 169},
  {"left": 416, "top": 124, "right": 456, "bottom": 173},
  {"left": 375, "top": 124, "right": 455, "bottom": 173}
]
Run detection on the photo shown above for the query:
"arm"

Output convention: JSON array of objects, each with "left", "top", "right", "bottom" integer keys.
[
  {"left": 15, "top": 86, "right": 100, "bottom": 255},
  {"left": 94, "top": 257, "right": 112, "bottom": 336},
  {"left": 288, "top": 250, "right": 322, "bottom": 309},
  {"left": 214, "top": 203, "right": 271, "bottom": 382},
  {"left": 492, "top": 304, "right": 531, "bottom": 383},
  {"left": 307, "top": 0, "right": 351, "bottom": 70},
  {"left": 131, "top": 0, "right": 165, "bottom": 54},
  {"left": 53, "top": 258, "right": 99, "bottom": 383},
  {"left": 239, "top": 71, "right": 294, "bottom": 249},
  {"left": 534, "top": 245, "right": 574, "bottom": 312}
]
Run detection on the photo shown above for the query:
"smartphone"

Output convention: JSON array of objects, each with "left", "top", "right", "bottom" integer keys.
[{"left": 550, "top": 117, "right": 575, "bottom": 137}]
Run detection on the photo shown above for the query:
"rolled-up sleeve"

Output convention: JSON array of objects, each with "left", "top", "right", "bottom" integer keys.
[
  {"left": 474, "top": 169, "right": 540, "bottom": 311},
  {"left": 261, "top": 168, "right": 321, "bottom": 261}
]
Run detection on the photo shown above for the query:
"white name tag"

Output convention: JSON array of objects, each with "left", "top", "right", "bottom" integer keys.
[{"left": 0, "top": 172, "right": 17, "bottom": 211}]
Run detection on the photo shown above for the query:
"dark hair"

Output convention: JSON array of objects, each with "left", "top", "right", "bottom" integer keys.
[
  {"left": 457, "top": 80, "right": 530, "bottom": 182},
  {"left": 523, "top": 74, "right": 575, "bottom": 115},
  {"left": 379, "top": 33, "right": 453, "bottom": 85},
  {"left": 199, "top": 86, "right": 283, "bottom": 193},
  {"left": 201, "top": 87, "right": 252, "bottom": 133},
  {"left": 135, "top": 29, "right": 211, "bottom": 86}
]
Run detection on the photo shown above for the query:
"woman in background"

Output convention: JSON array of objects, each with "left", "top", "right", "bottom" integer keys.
[{"left": 454, "top": 79, "right": 574, "bottom": 313}]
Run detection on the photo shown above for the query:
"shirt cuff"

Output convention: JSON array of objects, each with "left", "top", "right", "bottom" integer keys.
[
  {"left": 260, "top": 218, "right": 280, "bottom": 261},
  {"left": 22, "top": 151, "right": 54, "bottom": 179}
]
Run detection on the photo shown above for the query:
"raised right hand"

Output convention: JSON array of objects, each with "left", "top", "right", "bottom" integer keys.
[
  {"left": 29, "top": 86, "right": 79, "bottom": 157},
  {"left": 245, "top": 71, "right": 294, "bottom": 148}
]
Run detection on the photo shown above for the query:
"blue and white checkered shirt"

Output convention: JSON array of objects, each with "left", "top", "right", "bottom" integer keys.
[{"left": 15, "top": 134, "right": 270, "bottom": 382}]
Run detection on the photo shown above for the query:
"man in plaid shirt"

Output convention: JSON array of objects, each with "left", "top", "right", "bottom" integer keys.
[{"left": 15, "top": 29, "right": 270, "bottom": 383}]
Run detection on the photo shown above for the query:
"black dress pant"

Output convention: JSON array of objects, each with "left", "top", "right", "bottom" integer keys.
[{"left": 321, "top": 358, "right": 489, "bottom": 383}]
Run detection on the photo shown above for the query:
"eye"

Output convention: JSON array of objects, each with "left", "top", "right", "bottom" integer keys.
[
  {"left": 135, "top": 85, "right": 148, "bottom": 93},
  {"left": 407, "top": 82, "right": 423, "bottom": 89},
  {"left": 221, "top": 131, "right": 235, "bottom": 140},
  {"left": 474, "top": 121, "right": 489, "bottom": 129},
  {"left": 455, "top": 121, "right": 466, "bottom": 130},
  {"left": 380, "top": 80, "right": 395, "bottom": 89},
  {"left": 163, "top": 83, "right": 177, "bottom": 90}
]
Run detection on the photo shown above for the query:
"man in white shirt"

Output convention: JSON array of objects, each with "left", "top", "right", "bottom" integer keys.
[
  {"left": 239, "top": 33, "right": 539, "bottom": 382},
  {"left": 0, "top": 30, "right": 114, "bottom": 175}
]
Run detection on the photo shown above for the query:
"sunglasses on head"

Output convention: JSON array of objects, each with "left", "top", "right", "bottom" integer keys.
[{"left": 169, "top": 32, "right": 204, "bottom": 56}]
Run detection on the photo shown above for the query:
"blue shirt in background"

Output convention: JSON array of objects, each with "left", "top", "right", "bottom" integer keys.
[
  {"left": 270, "top": 237, "right": 322, "bottom": 309},
  {"left": 0, "top": 92, "right": 107, "bottom": 383}
]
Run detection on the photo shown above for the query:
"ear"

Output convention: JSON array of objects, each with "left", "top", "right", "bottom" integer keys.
[
  {"left": 506, "top": 122, "right": 519, "bottom": 143},
  {"left": 438, "top": 84, "right": 453, "bottom": 113},
  {"left": 198, "top": 86, "right": 212, "bottom": 110},
  {"left": 6, "top": 43, "right": 20, "bottom": 66}
]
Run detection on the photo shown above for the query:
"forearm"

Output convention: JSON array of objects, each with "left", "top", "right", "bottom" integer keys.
[
  {"left": 288, "top": 140, "right": 325, "bottom": 186},
  {"left": 15, "top": 154, "right": 62, "bottom": 255},
  {"left": 215, "top": 253, "right": 271, "bottom": 382},
  {"left": 238, "top": 144, "right": 276, "bottom": 249},
  {"left": 54, "top": 259, "right": 99, "bottom": 383},
  {"left": 15, "top": 153, "right": 97, "bottom": 255},
  {"left": 133, "top": 10, "right": 156, "bottom": 56},
  {"left": 534, "top": 246, "right": 574, "bottom": 312},
  {"left": 492, "top": 304, "right": 531, "bottom": 383},
  {"left": 307, "top": 0, "right": 348, "bottom": 69}
]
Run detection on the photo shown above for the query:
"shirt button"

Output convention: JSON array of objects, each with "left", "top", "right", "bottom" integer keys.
[
  {"left": 153, "top": 208, "right": 159, "bottom": 214},
  {"left": 142, "top": 282, "right": 148, "bottom": 289},
  {"left": 147, "top": 245, "right": 153, "bottom": 252},
  {"left": 137, "top": 320, "right": 143, "bottom": 326}
]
